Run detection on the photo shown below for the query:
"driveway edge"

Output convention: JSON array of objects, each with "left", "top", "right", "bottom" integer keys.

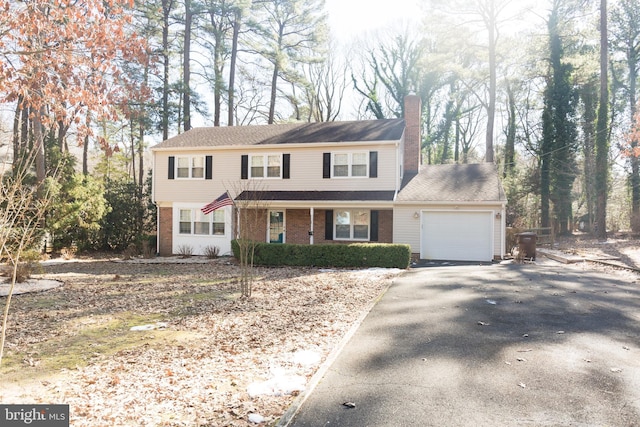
[{"left": 275, "top": 275, "right": 397, "bottom": 426}]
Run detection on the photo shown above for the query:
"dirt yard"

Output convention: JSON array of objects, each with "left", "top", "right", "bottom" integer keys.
[
  {"left": 1, "top": 235, "right": 639, "bottom": 426},
  {"left": 1, "top": 257, "right": 399, "bottom": 426}
]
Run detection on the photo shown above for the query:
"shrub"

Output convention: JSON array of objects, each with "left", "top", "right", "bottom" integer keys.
[
  {"left": 122, "top": 243, "right": 138, "bottom": 260},
  {"left": 177, "top": 244, "right": 193, "bottom": 258},
  {"left": 3, "top": 249, "right": 43, "bottom": 283},
  {"left": 203, "top": 245, "right": 220, "bottom": 259},
  {"left": 60, "top": 245, "right": 77, "bottom": 260},
  {"left": 141, "top": 237, "right": 156, "bottom": 259},
  {"left": 231, "top": 241, "right": 410, "bottom": 269}
]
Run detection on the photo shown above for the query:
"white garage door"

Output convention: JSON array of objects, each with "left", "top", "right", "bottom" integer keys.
[{"left": 421, "top": 211, "right": 493, "bottom": 262}]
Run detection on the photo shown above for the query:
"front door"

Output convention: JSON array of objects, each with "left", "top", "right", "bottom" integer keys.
[{"left": 269, "top": 211, "right": 285, "bottom": 243}]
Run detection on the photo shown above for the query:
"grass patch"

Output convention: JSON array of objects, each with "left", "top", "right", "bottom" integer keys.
[{"left": 0, "top": 312, "right": 202, "bottom": 383}]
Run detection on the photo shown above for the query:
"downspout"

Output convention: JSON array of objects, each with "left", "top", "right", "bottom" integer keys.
[
  {"left": 501, "top": 204, "right": 506, "bottom": 259},
  {"left": 151, "top": 153, "right": 160, "bottom": 255},
  {"left": 309, "top": 207, "right": 314, "bottom": 245}
]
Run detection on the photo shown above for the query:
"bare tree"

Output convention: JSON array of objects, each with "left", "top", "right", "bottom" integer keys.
[
  {"left": 228, "top": 180, "right": 269, "bottom": 298},
  {"left": 1, "top": 155, "right": 55, "bottom": 367}
]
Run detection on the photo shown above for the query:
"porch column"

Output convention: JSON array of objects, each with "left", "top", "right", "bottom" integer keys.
[
  {"left": 309, "top": 207, "right": 314, "bottom": 245},
  {"left": 235, "top": 208, "right": 240, "bottom": 239}
]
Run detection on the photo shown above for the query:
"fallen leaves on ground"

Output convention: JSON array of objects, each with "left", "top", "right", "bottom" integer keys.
[{"left": 1, "top": 258, "right": 400, "bottom": 426}]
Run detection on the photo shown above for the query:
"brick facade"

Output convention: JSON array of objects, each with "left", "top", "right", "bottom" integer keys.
[
  {"left": 285, "top": 209, "right": 312, "bottom": 244},
  {"left": 158, "top": 207, "right": 173, "bottom": 256},
  {"left": 238, "top": 209, "right": 268, "bottom": 241},
  {"left": 236, "top": 208, "right": 393, "bottom": 246},
  {"left": 404, "top": 94, "right": 422, "bottom": 174}
]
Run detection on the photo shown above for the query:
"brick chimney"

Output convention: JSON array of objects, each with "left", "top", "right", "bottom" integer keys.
[{"left": 404, "top": 94, "right": 422, "bottom": 175}]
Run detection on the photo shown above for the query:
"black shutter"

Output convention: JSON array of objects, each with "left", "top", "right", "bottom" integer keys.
[
  {"left": 369, "top": 151, "right": 378, "bottom": 178},
  {"left": 325, "top": 210, "right": 333, "bottom": 240},
  {"left": 323, "top": 153, "right": 331, "bottom": 178},
  {"left": 168, "top": 156, "right": 175, "bottom": 180},
  {"left": 205, "top": 155, "right": 213, "bottom": 179},
  {"left": 241, "top": 155, "right": 248, "bottom": 180},
  {"left": 370, "top": 210, "right": 379, "bottom": 242},
  {"left": 283, "top": 154, "right": 290, "bottom": 179}
]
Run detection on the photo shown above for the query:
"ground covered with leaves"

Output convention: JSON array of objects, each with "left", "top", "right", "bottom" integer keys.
[{"left": 1, "top": 258, "right": 399, "bottom": 426}]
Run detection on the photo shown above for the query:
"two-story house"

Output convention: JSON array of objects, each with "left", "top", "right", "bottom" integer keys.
[{"left": 151, "top": 95, "right": 507, "bottom": 262}]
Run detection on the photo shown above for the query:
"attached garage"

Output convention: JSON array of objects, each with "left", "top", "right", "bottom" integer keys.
[
  {"left": 421, "top": 210, "right": 494, "bottom": 262},
  {"left": 393, "top": 164, "right": 507, "bottom": 261}
]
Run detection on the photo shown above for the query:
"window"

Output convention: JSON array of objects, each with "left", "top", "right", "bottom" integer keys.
[
  {"left": 250, "top": 154, "right": 281, "bottom": 178},
  {"left": 334, "top": 210, "right": 369, "bottom": 240},
  {"left": 332, "top": 152, "right": 368, "bottom": 178},
  {"left": 212, "top": 210, "right": 225, "bottom": 235},
  {"left": 352, "top": 153, "right": 368, "bottom": 177},
  {"left": 178, "top": 208, "right": 226, "bottom": 236},
  {"left": 250, "top": 155, "right": 264, "bottom": 178},
  {"left": 333, "top": 154, "right": 349, "bottom": 177},
  {"left": 176, "top": 156, "right": 205, "bottom": 179},
  {"left": 179, "top": 209, "right": 192, "bottom": 234},
  {"left": 194, "top": 210, "right": 209, "bottom": 235}
]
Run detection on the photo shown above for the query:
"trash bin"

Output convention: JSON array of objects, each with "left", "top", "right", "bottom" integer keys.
[{"left": 517, "top": 232, "right": 537, "bottom": 260}]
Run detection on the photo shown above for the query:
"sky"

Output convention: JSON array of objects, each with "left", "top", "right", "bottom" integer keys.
[{"left": 325, "top": 0, "right": 421, "bottom": 40}]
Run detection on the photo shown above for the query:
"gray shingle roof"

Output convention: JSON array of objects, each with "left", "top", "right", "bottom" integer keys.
[
  {"left": 152, "top": 119, "right": 405, "bottom": 149},
  {"left": 396, "top": 163, "right": 506, "bottom": 202}
]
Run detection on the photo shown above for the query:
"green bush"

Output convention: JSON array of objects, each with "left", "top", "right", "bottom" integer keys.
[{"left": 231, "top": 240, "right": 410, "bottom": 269}]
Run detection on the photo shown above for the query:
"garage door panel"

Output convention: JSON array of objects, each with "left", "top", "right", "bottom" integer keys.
[{"left": 421, "top": 211, "right": 493, "bottom": 262}]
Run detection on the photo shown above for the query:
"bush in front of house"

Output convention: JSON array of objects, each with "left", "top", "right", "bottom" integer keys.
[{"left": 231, "top": 240, "right": 411, "bottom": 269}]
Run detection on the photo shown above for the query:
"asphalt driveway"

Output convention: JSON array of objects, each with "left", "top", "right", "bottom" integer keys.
[{"left": 284, "top": 262, "right": 640, "bottom": 426}]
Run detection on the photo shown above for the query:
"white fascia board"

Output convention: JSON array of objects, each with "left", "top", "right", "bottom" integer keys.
[{"left": 150, "top": 139, "right": 400, "bottom": 152}]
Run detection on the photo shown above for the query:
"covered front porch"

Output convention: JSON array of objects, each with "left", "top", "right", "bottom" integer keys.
[{"left": 234, "top": 190, "right": 395, "bottom": 246}]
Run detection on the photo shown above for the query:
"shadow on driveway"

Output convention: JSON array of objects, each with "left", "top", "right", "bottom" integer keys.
[{"left": 286, "top": 263, "right": 640, "bottom": 427}]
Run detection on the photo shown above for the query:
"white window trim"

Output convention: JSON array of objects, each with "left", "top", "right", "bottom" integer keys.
[
  {"left": 334, "top": 209, "right": 370, "bottom": 241},
  {"left": 331, "top": 151, "right": 369, "bottom": 178},
  {"left": 175, "top": 155, "right": 206, "bottom": 180},
  {"left": 177, "top": 207, "right": 227, "bottom": 236},
  {"left": 249, "top": 153, "right": 282, "bottom": 179}
]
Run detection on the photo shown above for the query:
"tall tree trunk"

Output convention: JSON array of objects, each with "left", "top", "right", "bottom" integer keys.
[
  {"left": 12, "top": 99, "right": 21, "bottom": 165},
  {"left": 595, "top": 0, "right": 609, "bottom": 240},
  {"left": 629, "top": 44, "right": 640, "bottom": 232},
  {"left": 83, "top": 114, "right": 90, "bottom": 175},
  {"left": 268, "top": 60, "right": 280, "bottom": 124},
  {"left": 228, "top": 10, "right": 241, "bottom": 126},
  {"left": 20, "top": 103, "right": 30, "bottom": 162},
  {"left": 213, "top": 24, "right": 223, "bottom": 127},
  {"left": 183, "top": 0, "right": 192, "bottom": 132},
  {"left": 485, "top": 0, "right": 496, "bottom": 163},
  {"left": 130, "top": 115, "right": 137, "bottom": 185},
  {"left": 33, "top": 108, "right": 46, "bottom": 185},
  {"left": 504, "top": 83, "right": 516, "bottom": 178},
  {"left": 162, "top": 0, "right": 172, "bottom": 141},
  {"left": 581, "top": 79, "right": 597, "bottom": 233}
]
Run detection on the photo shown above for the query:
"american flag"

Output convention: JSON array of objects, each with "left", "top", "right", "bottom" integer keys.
[{"left": 201, "top": 191, "right": 233, "bottom": 214}]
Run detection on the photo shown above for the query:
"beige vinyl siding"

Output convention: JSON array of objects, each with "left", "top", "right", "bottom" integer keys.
[
  {"left": 154, "top": 151, "right": 235, "bottom": 203},
  {"left": 392, "top": 206, "right": 421, "bottom": 252},
  {"left": 393, "top": 204, "right": 505, "bottom": 258},
  {"left": 153, "top": 143, "right": 400, "bottom": 203}
]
